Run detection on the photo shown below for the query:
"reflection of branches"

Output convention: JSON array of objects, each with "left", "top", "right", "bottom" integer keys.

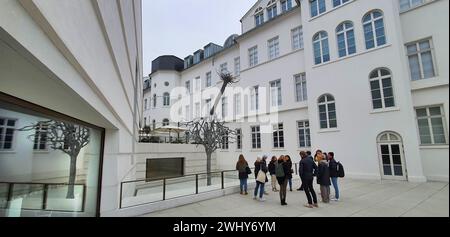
[{"left": 19, "top": 120, "right": 90, "bottom": 199}]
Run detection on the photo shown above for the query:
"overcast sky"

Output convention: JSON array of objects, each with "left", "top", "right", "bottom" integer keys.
[{"left": 142, "top": 0, "right": 257, "bottom": 76}]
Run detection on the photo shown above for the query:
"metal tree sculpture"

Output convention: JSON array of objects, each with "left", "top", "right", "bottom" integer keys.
[
  {"left": 184, "top": 70, "right": 239, "bottom": 185},
  {"left": 20, "top": 120, "right": 90, "bottom": 199}
]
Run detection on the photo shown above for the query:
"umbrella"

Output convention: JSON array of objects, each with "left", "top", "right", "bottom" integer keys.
[{"left": 153, "top": 125, "right": 188, "bottom": 143}]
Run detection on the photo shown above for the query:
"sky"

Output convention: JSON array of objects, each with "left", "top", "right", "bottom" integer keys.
[{"left": 142, "top": 0, "right": 257, "bottom": 76}]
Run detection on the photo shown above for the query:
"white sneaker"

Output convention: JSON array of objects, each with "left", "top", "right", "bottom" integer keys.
[
  {"left": 259, "top": 197, "right": 266, "bottom": 202},
  {"left": 331, "top": 198, "right": 339, "bottom": 202}
]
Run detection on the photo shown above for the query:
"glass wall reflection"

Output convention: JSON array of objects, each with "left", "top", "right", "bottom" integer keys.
[{"left": 0, "top": 102, "right": 102, "bottom": 217}]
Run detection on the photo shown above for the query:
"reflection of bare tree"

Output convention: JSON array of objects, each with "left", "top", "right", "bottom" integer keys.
[
  {"left": 20, "top": 121, "right": 90, "bottom": 199},
  {"left": 184, "top": 71, "right": 238, "bottom": 185}
]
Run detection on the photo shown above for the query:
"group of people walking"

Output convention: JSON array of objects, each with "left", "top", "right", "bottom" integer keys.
[{"left": 236, "top": 150, "right": 343, "bottom": 208}]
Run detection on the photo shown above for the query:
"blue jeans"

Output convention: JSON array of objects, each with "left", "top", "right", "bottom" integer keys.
[
  {"left": 288, "top": 178, "right": 292, "bottom": 190},
  {"left": 239, "top": 178, "right": 248, "bottom": 192},
  {"left": 331, "top": 177, "right": 340, "bottom": 199},
  {"left": 254, "top": 181, "right": 265, "bottom": 198}
]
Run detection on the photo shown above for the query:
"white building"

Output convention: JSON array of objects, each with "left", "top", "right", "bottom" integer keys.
[
  {"left": 1, "top": 0, "right": 143, "bottom": 217},
  {"left": 144, "top": 0, "right": 449, "bottom": 183}
]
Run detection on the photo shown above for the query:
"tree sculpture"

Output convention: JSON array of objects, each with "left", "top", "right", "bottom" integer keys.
[
  {"left": 20, "top": 120, "right": 90, "bottom": 199},
  {"left": 184, "top": 71, "right": 239, "bottom": 185}
]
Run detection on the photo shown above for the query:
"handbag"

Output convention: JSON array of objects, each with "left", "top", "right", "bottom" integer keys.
[
  {"left": 246, "top": 166, "right": 252, "bottom": 175},
  {"left": 256, "top": 164, "right": 266, "bottom": 183}
]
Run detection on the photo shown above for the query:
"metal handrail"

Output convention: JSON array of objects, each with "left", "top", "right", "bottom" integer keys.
[
  {"left": 119, "top": 167, "right": 258, "bottom": 209},
  {"left": 0, "top": 181, "right": 86, "bottom": 213}
]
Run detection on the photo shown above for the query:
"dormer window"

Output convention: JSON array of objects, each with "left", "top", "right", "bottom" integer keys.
[
  {"left": 254, "top": 7, "right": 264, "bottom": 26},
  {"left": 267, "top": 0, "right": 277, "bottom": 20},
  {"left": 281, "top": 0, "right": 293, "bottom": 13}
]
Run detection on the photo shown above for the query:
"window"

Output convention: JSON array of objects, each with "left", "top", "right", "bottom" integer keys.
[
  {"left": 236, "top": 129, "right": 242, "bottom": 150},
  {"left": 336, "top": 21, "right": 356, "bottom": 57},
  {"left": 416, "top": 106, "right": 447, "bottom": 145},
  {"left": 0, "top": 118, "right": 15, "bottom": 150},
  {"left": 292, "top": 26, "right": 304, "bottom": 50},
  {"left": 313, "top": 31, "right": 330, "bottom": 64},
  {"left": 144, "top": 98, "right": 148, "bottom": 110},
  {"left": 165, "top": 82, "right": 169, "bottom": 87},
  {"left": 162, "top": 119, "right": 170, "bottom": 126},
  {"left": 185, "top": 81, "right": 191, "bottom": 93},
  {"left": 267, "top": 1, "right": 278, "bottom": 20},
  {"left": 234, "top": 93, "right": 241, "bottom": 117},
  {"left": 250, "top": 86, "right": 259, "bottom": 111},
  {"left": 400, "top": 0, "right": 424, "bottom": 12},
  {"left": 281, "top": 0, "right": 293, "bottom": 13},
  {"left": 318, "top": 94, "right": 337, "bottom": 129},
  {"left": 363, "top": 10, "right": 386, "bottom": 49},
  {"left": 251, "top": 126, "right": 261, "bottom": 149},
  {"left": 195, "top": 103, "right": 200, "bottom": 118},
  {"left": 310, "top": 0, "right": 326, "bottom": 17},
  {"left": 333, "top": 0, "right": 349, "bottom": 8},
  {"left": 295, "top": 74, "right": 308, "bottom": 102},
  {"left": 249, "top": 46, "right": 258, "bottom": 67},
  {"left": 369, "top": 68, "right": 395, "bottom": 110},
  {"left": 234, "top": 57, "right": 241, "bottom": 76},
  {"left": 255, "top": 8, "right": 264, "bottom": 26},
  {"left": 221, "top": 97, "right": 228, "bottom": 118},
  {"left": 221, "top": 131, "right": 229, "bottom": 150},
  {"left": 273, "top": 123, "right": 285, "bottom": 149},
  {"left": 268, "top": 37, "right": 280, "bottom": 60},
  {"left": 163, "top": 93, "right": 170, "bottom": 106},
  {"left": 195, "top": 77, "right": 201, "bottom": 92},
  {"left": 153, "top": 94, "right": 157, "bottom": 108},
  {"left": 185, "top": 105, "right": 190, "bottom": 121},
  {"left": 220, "top": 63, "right": 228, "bottom": 74},
  {"left": 298, "top": 121, "right": 311, "bottom": 148},
  {"left": 270, "top": 80, "right": 282, "bottom": 107},
  {"left": 206, "top": 72, "right": 212, "bottom": 87},
  {"left": 205, "top": 99, "right": 212, "bottom": 116},
  {"left": 406, "top": 39, "right": 436, "bottom": 81},
  {"left": 33, "top": 122, "right": 48, "bottom": 151}
]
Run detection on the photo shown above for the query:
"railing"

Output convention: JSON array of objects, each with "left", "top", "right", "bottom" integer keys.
[
  {"left": 0, "top": 182, "right": 86, "bottom": 213},
  {"left": 119, "top": 168, "right": 256, "bottom": 209}
]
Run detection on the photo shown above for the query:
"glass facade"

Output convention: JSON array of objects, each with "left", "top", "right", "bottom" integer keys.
[{"left": 0, "top": 96, "right": 103, "bottom": 217}]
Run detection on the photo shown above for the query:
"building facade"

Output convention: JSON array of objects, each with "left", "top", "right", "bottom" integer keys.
[
  {"left": 1, "top": 0, "right": 143, "bottom": 217},
  {"left": 144, "top": 0, "right": 449, "bottom": 182}
]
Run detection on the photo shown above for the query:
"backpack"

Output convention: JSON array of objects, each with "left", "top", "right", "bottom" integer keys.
[
  {"left": 337, "top": 162, "right": 345, "bottom": 178},
  {"left": 275, "top": 162, "right": 285, "bottom": 178}
]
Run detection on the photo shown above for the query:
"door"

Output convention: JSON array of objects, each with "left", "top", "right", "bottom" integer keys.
[{"left": 377, "top": 132, "right": 407, "bottom": 181}]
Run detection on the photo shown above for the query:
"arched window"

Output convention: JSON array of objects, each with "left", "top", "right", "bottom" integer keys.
[
  {"left": 313, "top": 31, "right": 330, "bottom": 65},
  {"left": 153, "top": 94, "right": 157, "bottom": 108},
  {"left": 336, "top": 21, "right": 356, "bottom": 57},
  {"left": 369, "top": 68, "right": 395, "bottom": 110},
  {"left": 162, "top": 119, "right": 170, "bottom": 126},
  {"left": 363, "top": 10, "right": 386, "bottom": 49},
  {"left": 318, "top": 94, "right": 337, "bottom": 129},
  {"left": 163, "top": 92, "right": 170, "bottom": 106},
  {"left": 310, "top": 0, "right": 326, "bottom": 17}
]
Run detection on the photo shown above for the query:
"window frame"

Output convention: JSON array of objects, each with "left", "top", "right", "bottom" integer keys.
[
  {"left": 310, "top": 0, "right": 326, "bottom": 18},
  {"left": 336, "top": 21, "right": 356, "bottom": 58},
  {"left": 0, "top": 117, "right": 17, "bottom": 151},
  {"left": 236, "top": 128, "right": 242, "bottom": 150},
  {"left": 294, "top": 73, "right": 308, "bottom": 102},
  {"left": 270, "top": 79, "right": 282, "bottom": 107},
  {"left": 292, "top": 26, "right": 304, "bottom": 50},
  {"left": 251, "top": 125, "right": 262, "bottom": 149},
  {"left": 272, "top": 123, "right": 285, "bottom": 149},
  {"left": 206, "top": 72, "right": 212, "bottom": 88},
  {"left": 313, "top": 31, "right": 330, "bottom": 65},
  {"left": 363, "top": 10, "right": 387, "bottom": 50},
  {"left": 399, "top": 0, "right": 425, "bottom": 12},
  {"left": 415, "top": 105, "right": 448, "bottom": 145},
  {"left": 369, "top": 68, "right": 396, "bottom": 110},
  {"left": 318, "top": 94, "right": 338, "bottom": 129},
  {"left": 249, "top": 46, "right": 259, "bottom": 67},
  {"left": 234, "top": 57, "right": 241, "bottom": 76},
  {"left": 406, "top": 38, "right": 437, "bottom": 81},
  {"left": 163, "top": 92, "right": 171, "bottom": 107},
  {"left": 268, "top": 36, "right": 280, "bottom": 60},
  {"left": 297, "top": 120, "right": 311, "bottom": 148},
  {"left": 281, "top": 0, "right": 293, "bottom": 13}
]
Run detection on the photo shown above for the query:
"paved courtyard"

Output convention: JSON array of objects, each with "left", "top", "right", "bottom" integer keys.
[{"left": 141, "top": 179, "right": 449, "bottom": 217}]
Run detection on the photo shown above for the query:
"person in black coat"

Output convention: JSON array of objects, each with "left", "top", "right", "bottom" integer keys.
[
  {"left": 276, "top": 156, "right": 291, "bottom": 205},
  {"left": 268, "top": 156, "right": 279, "bottom": 192},
  {"left": 328, "top": 152, "right": 340, "bottom": 201},
  {"left": 317, "top": 159, "right": 331, "bottom": 203},
  {"left": 285, "top": 155, "right": 294, "bottom": 191},
  {"left": 299, "top": 151, "right": 318, "bottom": 208}
]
